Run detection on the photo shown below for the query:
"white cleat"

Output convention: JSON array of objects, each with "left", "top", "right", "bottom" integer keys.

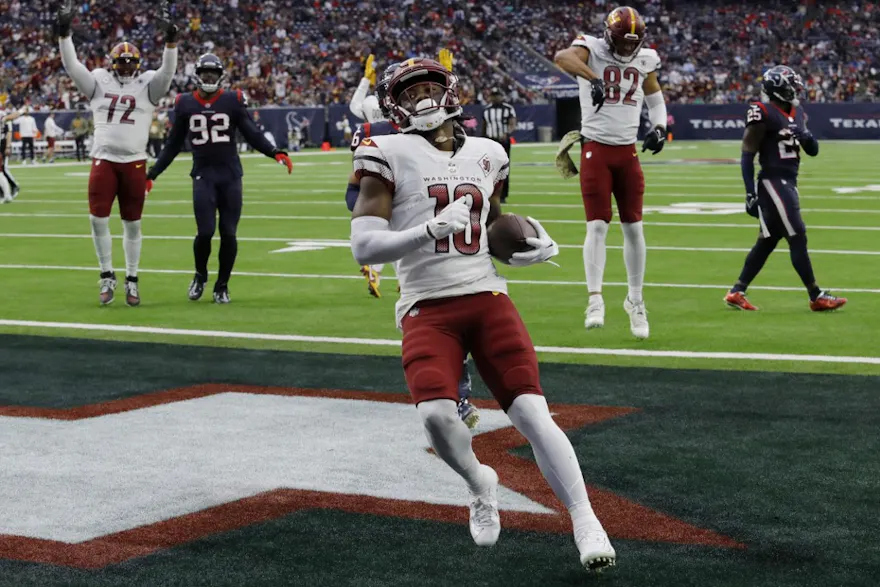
[
  {"left": 584, "top": 299, "right": 605, "bottom": 330},
  {"left": 624, "top": 297, "right": 649, "bottom": 340},
  {"left": 576, "top": 528, "right": 617, "bottom": 572},
  {"left": 468, "top": 465, "right": 501, "bottom": 547}
]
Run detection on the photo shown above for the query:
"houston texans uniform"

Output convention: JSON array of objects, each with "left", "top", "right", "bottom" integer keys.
[
  {"left": 746, "top": 101, "right": 807, "bottom": 238},
  {"left": 150, "top": 89, "right": 275, "bottom": 236}
]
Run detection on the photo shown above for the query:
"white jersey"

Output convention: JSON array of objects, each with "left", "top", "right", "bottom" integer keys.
[
  {"left": 88, "top": 69, "right": 159, "bottom": 162},
  {"left": 572, "top": 34, "right": 661, "bottom": 145},
  {"left": 353, "top": 133, "right": 510, "bottom": 326},
  {"left": 59, "top": 37, "right": 177, "bottom": 163}
]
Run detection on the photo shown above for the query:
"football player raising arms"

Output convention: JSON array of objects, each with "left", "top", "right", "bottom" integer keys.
[{"left": 57, "top": 0, "right": 179, "bottom": 306}]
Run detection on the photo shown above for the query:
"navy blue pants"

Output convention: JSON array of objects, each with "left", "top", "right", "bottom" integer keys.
[
  {"left": 756, "top": 177, "right": 805, "bottom": 239},
  {"left": 193, "top": 170, "right": 243, "bottom": 238}
]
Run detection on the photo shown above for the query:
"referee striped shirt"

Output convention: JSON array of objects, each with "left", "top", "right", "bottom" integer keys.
[{"left": 483, "top": 103, "right": 516, "bottom": 139}]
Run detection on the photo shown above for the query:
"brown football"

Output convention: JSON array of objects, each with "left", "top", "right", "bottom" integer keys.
[{"left": 488, "top": 213, "right": 538, "bottom": 264}]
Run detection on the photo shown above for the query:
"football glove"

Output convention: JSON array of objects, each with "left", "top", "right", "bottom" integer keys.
[
  {"left": 642, "top": 126, "right": 666, "bottom": 155},
  {"left": 158, "top": 0, "right": 179, "bottom": 43},
  {"left": 745, "top": 192, "right": 759, "bottom": 218},
  {"left": 273, "top": 150, "right": 293, "bottom": 174},
  {"left": 589, "top": 78, "right": 605, "bottom": 112},
  {"left": 426, "top": 196, "right": 471, "bottom": 240},
  {"left": 364, "top": 54, "right": 376, "bottom": 86},
  {"left": 145, "top": 179, "right": 154, "bottom": 197},
  {"left": 508, "top": 217, "right": 560, "bottom": 267},
  {"left": 438, "top": 48, "right": 454, "bottom": 72},
  {"left": 56, "top": 0, "right": 74, "bottom": 37}
]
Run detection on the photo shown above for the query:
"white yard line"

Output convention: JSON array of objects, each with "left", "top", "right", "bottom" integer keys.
[
  {"left": 1, "top": 264, "right": 879, "bottom": 293},
  {"left": 1, "top": 319, "right": 879, "bottom": 365}
]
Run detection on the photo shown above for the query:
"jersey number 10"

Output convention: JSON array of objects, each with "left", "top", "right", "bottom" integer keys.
[
  {"left": 190, "top": 113, "right": 231, "bottom": 145},
  {"left": 428, "top": 183, "right": 484, "bottom": 255}
]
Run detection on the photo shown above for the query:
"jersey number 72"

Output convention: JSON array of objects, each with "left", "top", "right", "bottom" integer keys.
[{"left": 190, "top": 113, "right": 231, "bottom": 145}]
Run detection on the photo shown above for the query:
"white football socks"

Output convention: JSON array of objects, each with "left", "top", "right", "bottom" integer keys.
[
  {"left": 0, "top": 173, "right": 10, "bottom": 201},
  {"left": 584, "top": 220, "right": 608, "bottom": 296},
  {"left": 89, "top": 214, "right": 114, "bottom": 273},
  {"left": 621, "top": 221, "right": 646, "bottom": 303},
  {"left": 417, "top": 399, "right": 488, "bottom": 494},
  {"left": 122, "top": 219, "right": 142, "bottom": 278},
  {"left": 507, "top": 393, "right": 603, "bottom": 533}
]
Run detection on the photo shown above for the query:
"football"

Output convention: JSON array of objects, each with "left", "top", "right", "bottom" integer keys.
[{"left": 488, "top": 213, "right": 538, "bottom": 264}]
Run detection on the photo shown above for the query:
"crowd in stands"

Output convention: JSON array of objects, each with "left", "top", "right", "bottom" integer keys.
[{"left": 1, "top": 0, "right": 877, "bottom": 111}]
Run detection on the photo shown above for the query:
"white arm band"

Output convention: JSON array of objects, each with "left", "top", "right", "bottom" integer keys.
[
  {"left": 149, "top": 46, "right": 179, "bottom": 105},
  {"left": 59, "top": 36, "right": 97, "bottom": 99},
  {"left": 350, "top": 216, "right": 432, "bottom": 265},
  {"left": 646, "top": 91, "right": 667, "bottom": 129},
  {"left": 349, "top": 78, "right": 371, "bottom": 120}
]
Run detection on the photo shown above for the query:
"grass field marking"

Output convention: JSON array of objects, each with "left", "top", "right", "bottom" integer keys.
[
  {"left": 15, "top": 192, "right": 880, "bottom": 201},
  {"left": 1, "top": 233, "right": 878, "bottom": 256},
  {"left": 2, "top": 264, "right": 879, "bottom": 294},
  {"left": 3, "top": 319, "right": 880, "bottom": 365},
  {"left": 3, "top": 214, "right": 880, "bottom": 230},
  {"left": 7, "top": 204, "right": 880, "bottom": 215}
]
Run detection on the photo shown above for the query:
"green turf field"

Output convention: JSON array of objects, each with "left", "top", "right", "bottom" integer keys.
[
  {"left": 1, "top": 141, "right": 879, "bottom": 586},
  {"left": 0, "top": 141, "right": 877, "bottom": 373}
]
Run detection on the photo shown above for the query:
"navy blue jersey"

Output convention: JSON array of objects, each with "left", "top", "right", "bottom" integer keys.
[
  {"left": 150, "top": 89, "right": 276, "bottom": 179},
  {"left": 745, "top": 102, "right": 805, "bottom": 182},
  {"left": 350, "top": 120, "right": 396, "bottom": 152}
]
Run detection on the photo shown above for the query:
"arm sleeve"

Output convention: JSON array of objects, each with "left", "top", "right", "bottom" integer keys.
[
  {"left": 645, "top": 91, "right": 667, "bottom": 129},
  {"left": 350, "top": 216, "right": 433, "bottom": 266},
  {"left": 349, "top": 77, "right": 371, "bottom": 120},
  {"left": 59, "top": 36, "right": 97, "bottom": 99},
  {"left": 493, "top": 144, "right": 510, "bottom": 192},
  {"left": 148, "top": 110, "right": 188, "bottom": 179},
  {"left": 799, "top": 132, "right": 819, "bottom": 157},
  {"left": 236, "top": 98, "right": 277, "bottom": 157},
  {"left": 740, "top": 151, "right": 756, "bottom": 195},
  {"left": 148, "top": 46, "right": 179, "bottom": 105}
]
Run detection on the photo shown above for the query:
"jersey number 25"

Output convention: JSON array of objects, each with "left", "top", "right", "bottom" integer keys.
[{"left": 190, "top": 113, "right": 231, "bottom": 145}]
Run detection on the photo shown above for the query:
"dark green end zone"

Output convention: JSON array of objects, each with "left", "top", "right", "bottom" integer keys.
[{"left": 1, "top": 335, "right": 877, "bottom": 587}]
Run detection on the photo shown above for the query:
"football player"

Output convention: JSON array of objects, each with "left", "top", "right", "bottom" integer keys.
[
  {"left": 56, "top": 0, "right": 178, "bottom": 306},
  {"left": 724, "top": 66, "right": 846, "bottom": 312},
  {"left": 146, "top": 53, "right": 293, "bottom": 304},
  {"left": 349, "top": 54, "right": 386, "bottom": 125},
  {"left": 0, "top": 109, "right": 22, "bottom": 203},
  {"left": 347, "top": 56, "right": 480, "bottom": 430},
  {"left": 554, "top": 6, "right": 666, "bottom": 339},
  {"left": 349, "top": 58, "right": 615, "bottom": 571}
]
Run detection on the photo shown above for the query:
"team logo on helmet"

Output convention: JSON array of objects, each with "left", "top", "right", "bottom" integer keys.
[
  {"left": 761, "top": 65, "right": 804, "bottom": 106},
  {"left": 382, "top": 58, "right": 462, "bottom": 134},
  {"left": 194, "top": 53, "right": 226, "bottom": 94},
  {"left": 109, "top": 42, "right": 141, "bottom": 83},
  {"left": 603, "top": 6, "right": 646, "bottom": 63}
]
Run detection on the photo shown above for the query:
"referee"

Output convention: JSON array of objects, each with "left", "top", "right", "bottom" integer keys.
[{"left": 481, "top": 87, "right": 516, "bottom": 202}]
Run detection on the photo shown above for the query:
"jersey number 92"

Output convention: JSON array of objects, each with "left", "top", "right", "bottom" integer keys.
[{"left": 190, "top": 113, "right": 231, "bottom": 145}]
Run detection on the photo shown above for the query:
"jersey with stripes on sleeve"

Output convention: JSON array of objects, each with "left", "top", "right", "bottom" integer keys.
[
  {"left": 482, "top": 103, "right": 516, "bottom": 139},
  {"left": 352, "top": 134, "right": 509, "bottom": 327},
  {"left": 746, "top": 101, "right": 804, "bottom": 182}
]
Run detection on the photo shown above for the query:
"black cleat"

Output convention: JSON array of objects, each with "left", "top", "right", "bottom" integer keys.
[
  {"left": 213, "top": 287, "right": 230, "bottom": 304},
  {"left": 188, "top": 274, "right": 206, "bottom": 301}
]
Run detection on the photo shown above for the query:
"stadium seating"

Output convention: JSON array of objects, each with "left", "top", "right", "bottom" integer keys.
[{"left": 1, "top": 0, "right": 877, "bottom": 111}]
